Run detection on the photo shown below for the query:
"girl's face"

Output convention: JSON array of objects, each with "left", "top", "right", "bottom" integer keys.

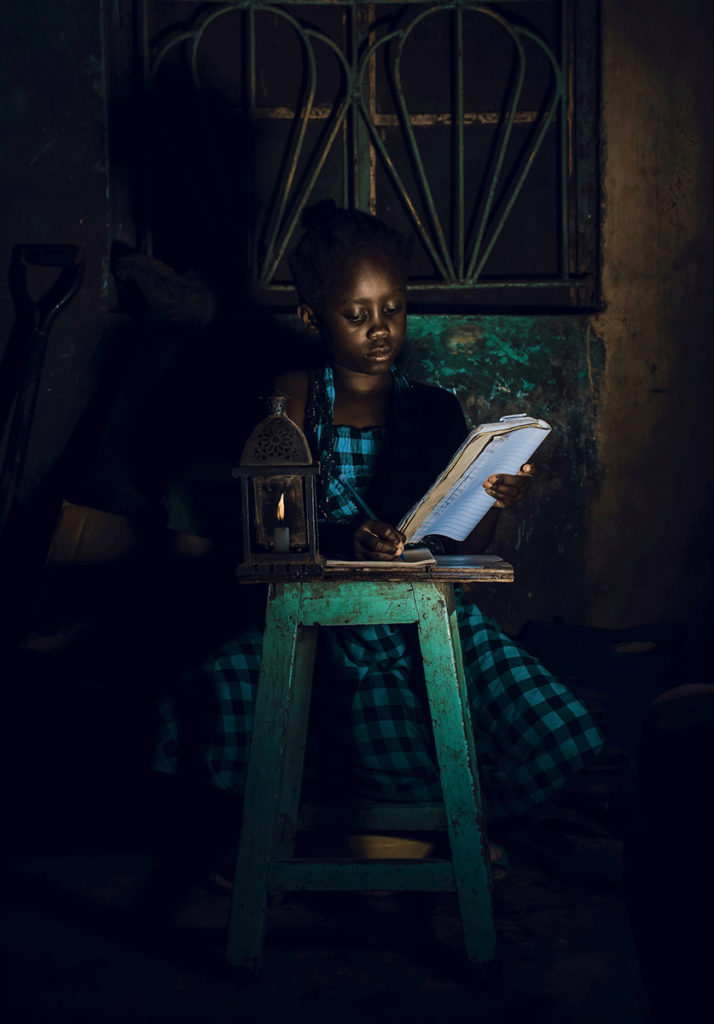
[{"left": 300, "top": 253, "right": 407, "bottom": 376}]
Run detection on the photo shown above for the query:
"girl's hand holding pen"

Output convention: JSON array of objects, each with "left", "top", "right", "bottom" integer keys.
[
  {"left": 338, "top": 475, "right": 406, "bottom": 561},
  {"left": 353, "top": 519, "right": 406, "bottom": 561}
]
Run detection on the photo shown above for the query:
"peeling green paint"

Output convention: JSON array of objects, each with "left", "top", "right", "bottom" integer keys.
[{"left": 400, "top": 314, "right": 592, "bottom": 415}]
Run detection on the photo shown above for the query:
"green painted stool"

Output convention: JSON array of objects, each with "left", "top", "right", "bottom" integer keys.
[{"left": 226, "top": 559, "right": 513, "bottom": 971}]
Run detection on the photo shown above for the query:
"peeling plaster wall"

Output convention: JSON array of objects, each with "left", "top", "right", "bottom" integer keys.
[{"left": 589, "top": 0, "right": 714, "bottom": 629}]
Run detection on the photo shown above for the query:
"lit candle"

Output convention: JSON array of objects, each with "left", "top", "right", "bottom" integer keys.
[{"left": 274, "top": 492, "right": 290, "bottom": 552}]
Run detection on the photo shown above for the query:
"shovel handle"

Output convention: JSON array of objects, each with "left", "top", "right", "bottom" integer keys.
[
  {"left": 0, "top": 245, "right": 85, "bottom": 535},
  {"left": 9, "top": 244, "right": 85, "bottom": 335}
]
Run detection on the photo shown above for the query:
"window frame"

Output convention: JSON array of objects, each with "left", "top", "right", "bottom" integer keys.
[{"left": 105, "top": 0, "right": 601, "bottom": 312}]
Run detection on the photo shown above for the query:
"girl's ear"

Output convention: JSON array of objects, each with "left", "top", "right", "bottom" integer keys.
[{"left": 297, "top": 303, "right": 319, "bottom": 333}]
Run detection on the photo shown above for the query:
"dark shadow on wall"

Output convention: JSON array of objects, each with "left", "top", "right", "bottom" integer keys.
[
  {"left": 0, "top": 84, "right": 326, "bottom": 687},
  {"left": 18, "top": 84, "right": 327, "bottom": 538},
  {"left": 0, "top": 85, "right": 328, "bottom": 847}
]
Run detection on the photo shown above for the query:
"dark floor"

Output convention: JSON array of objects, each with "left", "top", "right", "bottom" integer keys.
[
  {"left": 4, "top": 615, "right": 696, "bottom": 1024},
  {"left": 1, "top": 721, "right": 645, "bottom": 1024},
  {"left": 3, "top": 835, "right": 642, "bottom": 1024}
]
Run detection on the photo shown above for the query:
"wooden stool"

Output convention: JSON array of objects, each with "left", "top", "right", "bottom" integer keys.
[{"left": 226, "top": 557, "right": 513, "bottom": 971}]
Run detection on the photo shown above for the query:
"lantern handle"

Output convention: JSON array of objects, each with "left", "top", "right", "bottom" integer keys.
[{"left": 263, "top": 393, "right": 288, "bottom": 416}]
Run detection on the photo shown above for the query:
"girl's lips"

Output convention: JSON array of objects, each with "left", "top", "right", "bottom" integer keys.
[{"left": 366, "top": 347, "right": 392, "bottom": 360}]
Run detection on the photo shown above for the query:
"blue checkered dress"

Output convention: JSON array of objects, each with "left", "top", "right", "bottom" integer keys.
[{"left": 153, "top": 366, "right": 603, "bottom": 820}]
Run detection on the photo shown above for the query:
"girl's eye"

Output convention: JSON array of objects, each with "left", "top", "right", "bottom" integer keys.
[
  {"left": 384, "top": 305, "right": 402, "bottom": 317},
  {"left": 345, "top": 312, "right": 366, "bottom": 324}
]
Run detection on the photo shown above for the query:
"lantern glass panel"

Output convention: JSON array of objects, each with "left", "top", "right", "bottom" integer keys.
[{"left": 253, "top": 474, "right": 307, "bottom": 549}]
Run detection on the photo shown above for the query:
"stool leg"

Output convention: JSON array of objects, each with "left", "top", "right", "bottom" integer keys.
[
  {"left": 274, "top": 623, "right": 318, "bottom": 859},
  {"left": 226, "top": 583, "right": 315, "bottom": 971},
  {"left": 414, "top": 583, "right": 496, "bottom": 964}
]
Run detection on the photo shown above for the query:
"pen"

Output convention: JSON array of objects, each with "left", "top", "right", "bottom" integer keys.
[{"left": 338, "top": 475, "right": 406, "bottom": 560}]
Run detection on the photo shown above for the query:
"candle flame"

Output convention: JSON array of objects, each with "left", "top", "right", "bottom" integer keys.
[{"left": 277, "top": 492, "right": 285, "bottom": 522}]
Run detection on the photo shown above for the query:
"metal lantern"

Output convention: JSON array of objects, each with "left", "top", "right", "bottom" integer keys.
[{"left": 233, "top": 395, "right": 322, "bottom": 575}]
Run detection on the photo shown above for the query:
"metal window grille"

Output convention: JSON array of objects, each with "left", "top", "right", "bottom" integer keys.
[{"left": 107, "top": 1, "right": 600, "bottom": 310}]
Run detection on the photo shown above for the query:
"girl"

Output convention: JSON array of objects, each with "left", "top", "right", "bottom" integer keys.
[{"left": 154, "top": 201, "right": 604, "bottom": 829}]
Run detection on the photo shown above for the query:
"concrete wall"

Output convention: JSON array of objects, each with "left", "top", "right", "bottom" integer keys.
[
  {"left": 589, "top": 0, "right": 714, "bottom": 630},
  {"left": 1, "top": 0, "right": 712, "bottom": 635}
]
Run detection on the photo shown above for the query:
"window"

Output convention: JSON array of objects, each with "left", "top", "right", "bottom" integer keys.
[{"left": 107, "top": 1, "right": 600, "bottom": 310}]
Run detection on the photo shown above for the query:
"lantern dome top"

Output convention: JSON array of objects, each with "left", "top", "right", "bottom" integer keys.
[{"left": 240, "top": 395, "right": 313, "bottom": 466}]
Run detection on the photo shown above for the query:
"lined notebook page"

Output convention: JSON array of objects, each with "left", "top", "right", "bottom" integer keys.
[{"left": 408, "top": 426, "right": 547, "bottom": 542}]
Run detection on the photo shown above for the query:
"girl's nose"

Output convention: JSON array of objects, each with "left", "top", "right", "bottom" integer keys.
[{"left": 367, "top": 315, "right": 389, "bottom": 339}]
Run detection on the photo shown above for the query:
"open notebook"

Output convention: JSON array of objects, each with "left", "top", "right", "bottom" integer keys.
[
  {"left": 397, "top": 414, "right": 551, "bottom": 544},
  {"left": 325, "top": 414, "right": 550, "bottom": 565}
]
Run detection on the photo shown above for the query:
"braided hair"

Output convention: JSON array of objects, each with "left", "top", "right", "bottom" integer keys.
[{"left": 288, "top": 199, "right": 412, "bottom": 309}]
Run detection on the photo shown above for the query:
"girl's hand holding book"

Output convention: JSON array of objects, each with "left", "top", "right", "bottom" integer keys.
[
  {"left": 353, "top": 519, "right": 407, "bottom": 561},
  {"left": 483, "top": 463, "right": 536, "bottom": 509}
]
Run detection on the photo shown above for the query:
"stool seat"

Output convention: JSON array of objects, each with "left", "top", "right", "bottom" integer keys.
[{"left": 226, "top": 560, "right": 512, "bottom": 971}]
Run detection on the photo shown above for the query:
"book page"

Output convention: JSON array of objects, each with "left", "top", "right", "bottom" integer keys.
[{"left": 404, "top": 425, "right": 549, "bottom": 542}]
